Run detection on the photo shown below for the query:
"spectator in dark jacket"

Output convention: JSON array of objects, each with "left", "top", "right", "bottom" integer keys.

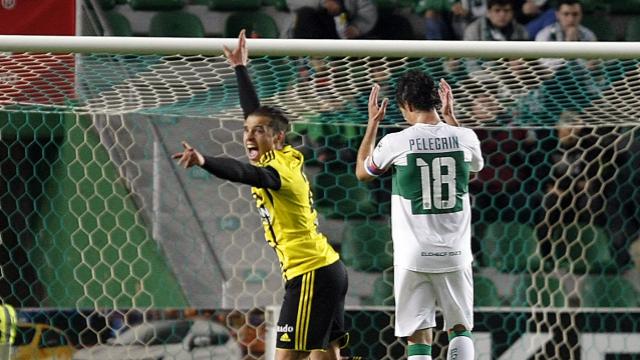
[
  {"left": 463, "top": 0, "right": 529, "bottom": 40},
  {"left": 286, "top": 0, "right": 378, "bottom": 39}
]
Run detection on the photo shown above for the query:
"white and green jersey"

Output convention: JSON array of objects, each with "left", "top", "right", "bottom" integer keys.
[{"left": 365, "top": 122, "right": 483, "bottom": 273}]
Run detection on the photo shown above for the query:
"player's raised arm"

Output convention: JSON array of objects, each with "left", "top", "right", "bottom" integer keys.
[
  {"left": 356, "top": 83, "right": 388, "bottom": 182},
  {"left": 224, "top": 29, "right": 260, "bottom": 118},
  {"left": 439, "top": 78, "right": 460, "bottom": 127},
  {"left": 172, "top": 140, "right": 281, "bottom": 189},
  {"left": 223, "top": 29, "right": 248, "bottom": 68}
]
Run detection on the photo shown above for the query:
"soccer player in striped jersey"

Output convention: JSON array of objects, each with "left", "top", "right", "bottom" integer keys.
[
  {"left": 356, "top": 71, "right": 484, "bottom": 360},
  {"left": 173, "top": 31, "right": 348, "bottom": 360}
]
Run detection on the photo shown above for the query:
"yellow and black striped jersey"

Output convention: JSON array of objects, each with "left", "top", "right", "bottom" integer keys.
[{"left": 253, "top": 145, "right": 339, "bottom": 280}]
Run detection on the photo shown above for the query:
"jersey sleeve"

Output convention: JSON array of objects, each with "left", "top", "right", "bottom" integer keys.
[
  {"left": 465, "top": 129, "right": 484, "bottom": 172},
  {"left": 235, "top": 65, "right": 260, "bottom": 119},
  {"left": 366, "top": 134, "right": 395, "bottom": 177},
  {"left": 202, "top": 155, "right": 281, "bottom": 189}
]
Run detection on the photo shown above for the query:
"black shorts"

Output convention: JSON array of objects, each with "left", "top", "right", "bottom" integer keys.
[{"left": 276, "top": 260, "right": 349, "bottom": 351}]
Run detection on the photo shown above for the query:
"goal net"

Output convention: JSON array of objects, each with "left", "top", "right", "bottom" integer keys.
[{"left": 1, "top": 36, "right": 640, "bottom": 359}]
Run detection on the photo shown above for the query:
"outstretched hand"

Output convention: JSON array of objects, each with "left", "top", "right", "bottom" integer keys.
[
  {"left": 223, "top": 29, "right": 248, "bottom": 68},
  {"left": 172, "top": 141, "right": 205, "bottom": 168},
  {"left": 368, "top": 83, "right": 388, "bottom": 126},
  {"left": 438, "top": 78, "right": 459, "bottom": 127}
]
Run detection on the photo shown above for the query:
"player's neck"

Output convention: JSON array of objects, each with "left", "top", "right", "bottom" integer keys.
[{"left": 411, "top": 111, "right": 441, "bottom": 125}]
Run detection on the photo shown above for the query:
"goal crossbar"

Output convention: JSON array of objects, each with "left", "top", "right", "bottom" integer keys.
[{"left": 1, "top": 35, "right": 639, "bottom": 59}]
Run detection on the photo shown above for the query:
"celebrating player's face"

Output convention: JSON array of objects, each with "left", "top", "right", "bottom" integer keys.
[{"left": 244, "top": 115, "right": 278, "bottom": 164}]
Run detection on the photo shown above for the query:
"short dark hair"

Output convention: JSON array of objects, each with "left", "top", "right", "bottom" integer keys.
[
  {"left": 555, "top": 0, "right": 581, "bottom": 8},
  {"left": 249, "top": 105, "right": 291, "bottom": 133},
  {"left": 488, "top": 0, "right": 514, "bottom": 9},
  {"left": 395, "top": 70, "right": 441, "bottom": 112}
]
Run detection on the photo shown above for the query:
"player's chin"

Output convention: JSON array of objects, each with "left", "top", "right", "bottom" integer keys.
[
  {"left": 246, "top": 148, "right": 261, "bottom": 163},
  {"left": 246, "top": 152, "right": 259, "bottom": 164}
]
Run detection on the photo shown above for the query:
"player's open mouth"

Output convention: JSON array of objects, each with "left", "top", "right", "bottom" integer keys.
[{"left": 246, "top": 145, "right": 259, "bottom": 160}]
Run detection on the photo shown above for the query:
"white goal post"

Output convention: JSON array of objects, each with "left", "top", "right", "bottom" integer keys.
[
  {"left": 2, "top": 35, "right": 640, "bottom": 360},
  {"left": 1, "top": 35, "right": 640, "bottom": 59}
]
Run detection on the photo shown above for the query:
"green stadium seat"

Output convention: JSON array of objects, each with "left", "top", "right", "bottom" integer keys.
[
  {"left": 580, "top": 275, "right": 639, "bottom": 307},
  {"left": 474, "top": 275, "right": 502, "bottom": 307},
  {"left": 313, "top": 172, "right": 378, "bottom": 219},
  {"left": 260, "top": 0, "right": 289, "bottom": 9},
  {"left": 372, "top": 0, "right": 397, "bottom": 10},
  {"left": 341, "top": 220, "right": 392, "bottom": 272},
  {"left": 550, "top": 224, "right": 617, "bottom": 274},
  {"left": 608, "top": 0, "right": 640, "bottom": 14},
  {"left": 582, "top": 14, "right": 616, "bottom": 41},
  {"left": 129, "top": 0, "right": 185, "bottom": 10},
  {"left": 99, "top": 0, "right": 116, "bottom": 9},
  {"left": 580, "top": 0, "right": 609, "bottom": 13},
  {"left": 625, "top": 17, "right": 640, "bottom": 41},
  {"left": 272, "top": 0, "right": 289, "bottom": 11},
  {"left": 210, "top": 0, "right": 261, "bottom": 11},
  {"left": 510, "top": 274, "right": 566, "bottom": 307},
  {"left": 415, "top": 0, "right": 450, "bottom": 14},
  {"left": 224, "top": 11, "right": 280, "bottom": 38},
  {"left": 149, "top": 11, "right": 205, "bottom": 37},
  {"left": 362, "top": 272, "right": 394, "bottom": 306},
  {"left": 480, "top": 221, "right": 544, "bottom": 273},
  {"left": 104, "top": 11, "right": 133, "bottom": 36}
]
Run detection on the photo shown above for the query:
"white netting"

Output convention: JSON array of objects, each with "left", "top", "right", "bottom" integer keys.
[{"left": 1, "top": 38, "right": 640, "bottom": 359}]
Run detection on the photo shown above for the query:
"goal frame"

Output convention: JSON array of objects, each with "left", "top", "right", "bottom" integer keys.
[{"left": 0, "top": 35, "right": 639, "bottom": 59}]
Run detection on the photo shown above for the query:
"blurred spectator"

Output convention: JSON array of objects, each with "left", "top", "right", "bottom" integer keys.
[
  {"left": 540, "top": 114, "right": 604, "bottom": 225},
  {"left": 625, "top": 238, "right": 640, "bottom": 293},
  {"left": 515, "top": 0, "right": 549, "bottom": 24},
  {"left": 419, "top": 0, "right": 487, "bottom": 40},
  {"left": 286, "top": 0, "right": 378, "bottom": 39},
  {"left": 536, "top": 113, "right": 625, "bottom": 263},
  {"left": 370, "top": 7, "right": 416, "bottom": 39},
  {"left": 514, "top": 0, "right": 555, "bottom": 38},
  {"left": 463, "top": 0, "right": 529, "bottom": 41},
  {"left": 535, "top": 0, "right": 596, "bottom": 41},
  {"left": 238, "top": 309, "right": 266, "bottom": 359}
]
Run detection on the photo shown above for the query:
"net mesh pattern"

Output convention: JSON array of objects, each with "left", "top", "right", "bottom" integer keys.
[{"left": 1, "top": 52, "right": 640, "bottom": 359}]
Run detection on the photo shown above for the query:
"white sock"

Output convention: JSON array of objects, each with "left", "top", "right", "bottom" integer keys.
[
  {"left": 408, "top": 356, "right": 431, "bottom": 360},
  {"left": 447, "top": 335, "right": 474, "bottom": 360}
]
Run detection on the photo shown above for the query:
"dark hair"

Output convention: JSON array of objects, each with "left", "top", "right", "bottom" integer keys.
[
  {"left": 249, "top": 105, "right": 291, "bottom": 133},
  {"left": 395, "top": 70, "right": 441, "bottom": 112},
  {"left": 488, "top": 0, "right": 514, "bottom": 9},
  {"left": 555, "top": 0, "right": 581, "bottom": 8}
]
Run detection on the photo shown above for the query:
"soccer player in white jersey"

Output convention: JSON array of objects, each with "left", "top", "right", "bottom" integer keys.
[{"left": 355, "top": 70, "right": 484, "bottom": 360}]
